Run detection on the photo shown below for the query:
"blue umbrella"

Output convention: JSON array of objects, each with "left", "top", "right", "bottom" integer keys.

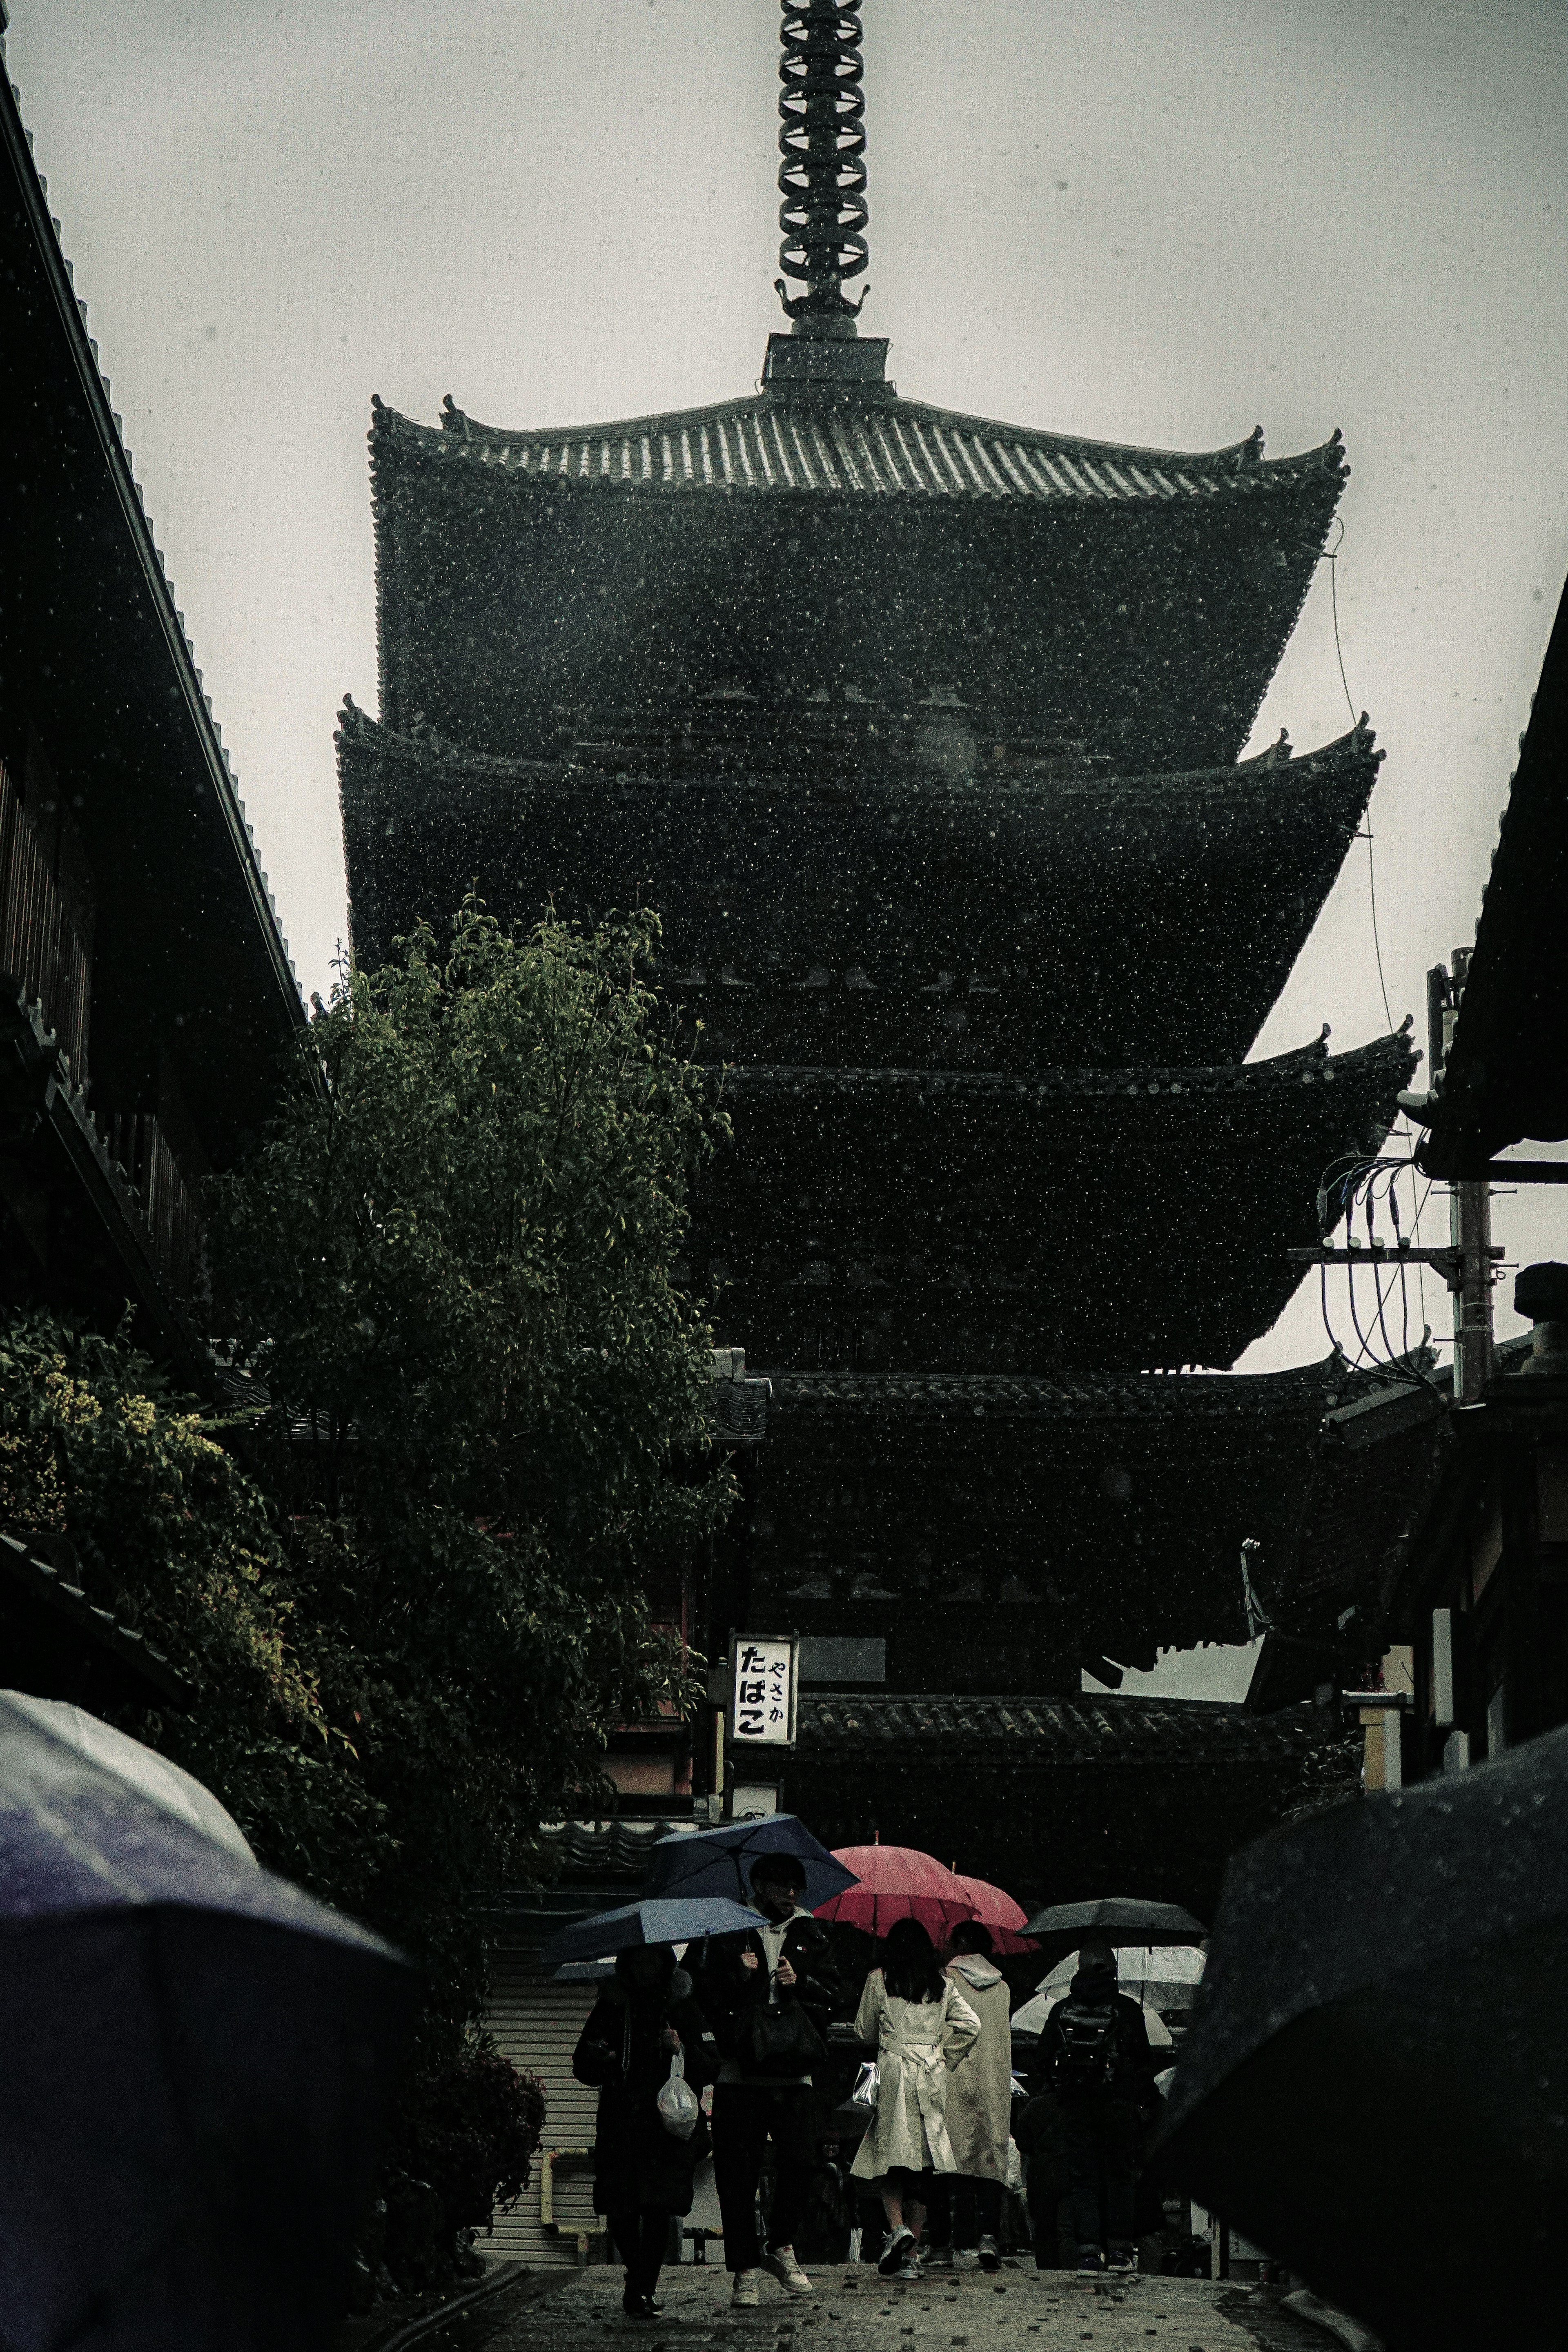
[
  {"left": 0, "top": 1692, "right": 415, "bottom": 2352},
  {"left": 539, "top": 1895, "right": 769, "bottom": 1971},
  {"left": 642, "top": 1813, "right": 860, "bottom": 1913}
]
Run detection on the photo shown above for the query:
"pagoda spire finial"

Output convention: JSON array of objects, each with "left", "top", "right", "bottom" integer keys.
[{"left": 775, "top": 1, "right": 869, "bottom": 337}]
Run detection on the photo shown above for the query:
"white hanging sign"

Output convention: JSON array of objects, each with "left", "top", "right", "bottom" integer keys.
[{"left": 730, "top": 1635, "right": 797, "bottom": 1748}]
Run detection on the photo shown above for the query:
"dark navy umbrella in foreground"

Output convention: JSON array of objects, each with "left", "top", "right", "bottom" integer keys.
[
  {"left": 1155, "top": 1725, "right": 1568, "bottom": 2352},
  {"left": 539, "top": 1895, "right": 769, "bottom": 1971},
  {"left": 642, "top": 1813, "right": 859, "bottom": 1912},
  {"left": 0, "top": 1693, "right": 415, "bottom": 2352}
]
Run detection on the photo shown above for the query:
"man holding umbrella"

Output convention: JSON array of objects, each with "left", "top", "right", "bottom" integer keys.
[{"left": 695, "top": 1853, "right": 842, "bottom": 2308}]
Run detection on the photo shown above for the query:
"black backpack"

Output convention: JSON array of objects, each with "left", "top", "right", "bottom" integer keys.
[{"left": 1049, "top": 1998, "right": 1120, "bottom": 2096}]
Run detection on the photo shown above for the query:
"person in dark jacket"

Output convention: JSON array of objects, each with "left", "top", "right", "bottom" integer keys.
[
  {"left": 572, "top": 1944, "right": 719, "bottom": 2319},
  {"left": 693, "top": 1853, "right": 842, "bottom": 2308},
  {"left": 1030, "top": 1942, "right": 1157, "bottom": 2276}
]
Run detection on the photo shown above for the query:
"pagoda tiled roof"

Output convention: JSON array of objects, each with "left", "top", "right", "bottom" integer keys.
[
  {"left": 795, "top": 1689, "right": 1326, "bottom": 1760},
  {"left": 384, "top": 391, "right": 1347, "bottom": 511},
  {"left": 688, "top": 1029, "right": 1419, "bottom": 1374},
  {"left": 766, "top": 1354, "right": 1392, "bottom": 1423},
  {"left": 719, "top": 1029, "right": 1408, "bottom": 1107},
  {"left": 746, "top": 1348, "right": 1444, "bottom": 1684},
  {"left": 336, "top": 702, "right": 1380, "bottom": 1068},
  {"left": 367, "top": 388, "right": 1348, "bottom": 776}
]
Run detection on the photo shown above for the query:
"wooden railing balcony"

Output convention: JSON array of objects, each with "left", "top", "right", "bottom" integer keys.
[
  {"left": 104, "top": 1112, "right": 206, "bottom": 1307},
  {"left": 0, "top": 759, "right": 94, "bottom": 1087}
]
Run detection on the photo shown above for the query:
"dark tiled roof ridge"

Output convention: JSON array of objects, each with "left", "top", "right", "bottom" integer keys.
[
  {"left": 795, "top": 1688, "right": 1330, "bottom": 1754},
  {"left": 771, "top": 1355, "right": 1355, "bottom": 1408},
  {"left": 337, "top": 697, "right": 1379, "bottom": 794},
  {"left": 722, "top": 1028, "right": 1414, "bottom": 1096},
  {"left": 766, "top": 1345, "right": 1438, "bottom": 1423},
  {"left": 368, "top": 393, "right": 1346, "bottom": 506},
  {"left": 2, "top": 69, "right": 303, "bottom": 1018},
  {"left": 408, "top": 389, "right": 1346, "bottom": 485}
]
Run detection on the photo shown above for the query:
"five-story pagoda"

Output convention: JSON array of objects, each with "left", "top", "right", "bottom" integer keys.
[{"left": 340, "top": 3, "right": 1418, "bottom": 1904}]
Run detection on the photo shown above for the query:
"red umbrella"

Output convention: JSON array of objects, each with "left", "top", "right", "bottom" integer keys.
[
  {"left": 815, "top": 1846, "right": 979, "bottom": 1940},
  {"left": 951, "top": 1873, "right": 1037, "bottom": 1956}
]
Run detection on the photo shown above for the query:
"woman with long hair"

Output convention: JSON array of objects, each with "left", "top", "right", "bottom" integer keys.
[{"left": 851, "top": 1917, "right": 982, "bottom": 2279}]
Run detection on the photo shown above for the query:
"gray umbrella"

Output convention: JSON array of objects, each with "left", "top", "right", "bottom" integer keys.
[
  {"left": 0, "top": 1692, "right": 414, "bottom": 2350},
  {"left": 1022, "top": 1896, "right": 1206, "bottom": 1945},
  {"left": 1154, "top": 1724, "right": 1568, "bottom": 2352}
]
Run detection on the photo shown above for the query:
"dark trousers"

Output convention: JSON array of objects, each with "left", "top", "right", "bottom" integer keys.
[
  {"left": 1026, "top": 2155, "right": 1071, "bottom": 2269},
  {"left": 712, "top": 2082, "right": 816, "bottom": 2272},
  {"left": 607, "top": 2204, "right": 672, "bottom": 2298},
  {"left": 927, "top": 2173, "right": 1003, "bottom": 2247},
  {"left": 1063, "top": 2100, "right": 1142, "bottom": 2254}
]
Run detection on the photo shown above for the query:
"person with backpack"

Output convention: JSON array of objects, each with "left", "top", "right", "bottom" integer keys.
[
  {"left": 926, "top": 1920, "right": 1014, "bottom": 2272},
  {"left": 572, "top": 1944, "right": 719, "bottom": 2321},
  {"left": 850, "top": 1918, "right": 982, "bottom": 2280},
  {"left": 1031, "top": 1941, "right": 1157, "bottom": 2276},
  {"left": 694, "top": 1852, "right": 842, "bottom": 2309}
]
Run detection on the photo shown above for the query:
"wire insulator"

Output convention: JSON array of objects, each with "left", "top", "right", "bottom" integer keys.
[{"left": 777, "top": 1, "right": 868, "bottom": 319}]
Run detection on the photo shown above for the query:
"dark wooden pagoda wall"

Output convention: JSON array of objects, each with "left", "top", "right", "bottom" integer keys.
[
  {"left": 370, "top": 412, "right": 1344, "bottom": 778},
  {"left": 339, "top": 710, "right": 1380, "bottom": 1072},
  {"left": 737, "top": 1359, "right": 1442, "bottom": 1695},
  {"left": 688, "top": 1041, "right": 1413, "bottom": 1376},
  {"left": 343, "top": 376, "right": 1423, "bottom": 1697}
]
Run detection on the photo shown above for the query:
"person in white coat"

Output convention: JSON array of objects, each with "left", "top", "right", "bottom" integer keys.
[
  {"left": 851, "top": 1918, "right": 982, "bottom": 2280},
  {"left": 928, "top": 1920, "right": 1014, "bottom": 2272}
]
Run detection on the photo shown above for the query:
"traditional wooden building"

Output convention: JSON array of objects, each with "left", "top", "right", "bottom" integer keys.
[
  {"left": 1376, "top": 568, "right": 1568, "bottom": 1782},
  {"left": 1, "top": 37, "right": 305, "bottom": 1703},
  {"left": 339, "top": 3, "right": 1419, "bottom": 1901}
]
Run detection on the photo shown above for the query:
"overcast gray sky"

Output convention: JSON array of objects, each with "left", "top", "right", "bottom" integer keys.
[{"left": 9, "top": 0, "right": 1568, "bottom": 1362}]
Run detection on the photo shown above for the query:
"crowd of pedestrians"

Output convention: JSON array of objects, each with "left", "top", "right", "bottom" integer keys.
[{"left": 572, "top": 1855, "right": 1173, "bottom": 2318}]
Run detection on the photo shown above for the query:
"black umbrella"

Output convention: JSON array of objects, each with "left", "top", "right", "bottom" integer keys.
[
  {"left": 643, "top": 1813, "right": 858, "bottom": 1912},
  {"left": 0, "top": 1693, "right": 416, "bottom": 2351},
  {"left": 1022, "top": 1896, "right": 1205, "bottom": 1945},
  {"left": 1155, "top": 1724, "right": 1568, "bottom": 2352}
]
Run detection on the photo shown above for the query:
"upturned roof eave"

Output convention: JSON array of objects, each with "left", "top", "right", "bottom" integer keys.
[
  {"left": 370, "top": 391, "right": 1347, "bottom": 504},
  {"left": 336, "top": 697, "right": 1380, "bottom": 800},
  {"left": 720, "top": 1025, "right": 1416, "bottom": 1099},
  {"left": 764, "top": 1350, "right": 1400, "bottom": 1423},
  {"left": 403, "top": 388, "right": 1345, "bottom": 490}
]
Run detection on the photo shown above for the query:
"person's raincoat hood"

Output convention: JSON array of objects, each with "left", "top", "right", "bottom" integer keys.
[
  {"left": 1071, "top": 1957, "right": 1119, "bottom": 2003},
  {"left": 948, "top": 1952, "right": 1004, "bottom": 1991}
]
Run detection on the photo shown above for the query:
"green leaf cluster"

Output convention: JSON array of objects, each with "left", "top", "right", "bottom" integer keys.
[{"left": 0, "top": 1314, "right": 384, "bottom": 1903}]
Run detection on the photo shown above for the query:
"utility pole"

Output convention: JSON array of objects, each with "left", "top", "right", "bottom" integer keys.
[{"left": 1432, "top": 949, "right": 1495, "bottom": 1401}]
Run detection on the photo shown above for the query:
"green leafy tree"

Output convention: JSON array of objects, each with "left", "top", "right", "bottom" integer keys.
[
  {"left": 206, "top": 902, "right": 733, "bottom": 2029},
  {"left": 1, "top": 906, "right": 726, "bottom": 2268},
  {"left": 0, "top": 1310, "right": 385, "bottom": 1900}
]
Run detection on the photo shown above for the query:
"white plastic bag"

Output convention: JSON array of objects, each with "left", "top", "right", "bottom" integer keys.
[
  {"left": 850, "top": 2059, "right": 880, "bottom": 2111},
  {"left": 657, "top": 2051, "right": 700, "bottom": 2140}
]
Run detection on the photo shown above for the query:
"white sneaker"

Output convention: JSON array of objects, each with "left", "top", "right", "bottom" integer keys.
[
  {"left": 898, "top": 2253, "right": 921, "bottom": 2282},
  {"left": 731, "top": 2270, "right": 762, "bottom": 2309},
  {"left": 953, "top": 2247, "right": 980, "bottom": 2272},
  {"left": 763, "top": 2245, "right": 813, "bottom": 2296},
  {"left": 879, "top": 2226, "right": 915, "bottom": 2278}
]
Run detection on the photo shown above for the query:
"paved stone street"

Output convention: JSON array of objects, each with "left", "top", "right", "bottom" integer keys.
[{"left": 472, "top": 2265, "right": 1332, "bottom": 2352}]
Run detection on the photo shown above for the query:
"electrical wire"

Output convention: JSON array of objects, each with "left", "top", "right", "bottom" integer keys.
[
  {"left": 1320, "top": 517, "right": 1395, "bottom": 1033},
  {"left": 1312, "top": 1148, "right": 1448, "bottom": 1393}
]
